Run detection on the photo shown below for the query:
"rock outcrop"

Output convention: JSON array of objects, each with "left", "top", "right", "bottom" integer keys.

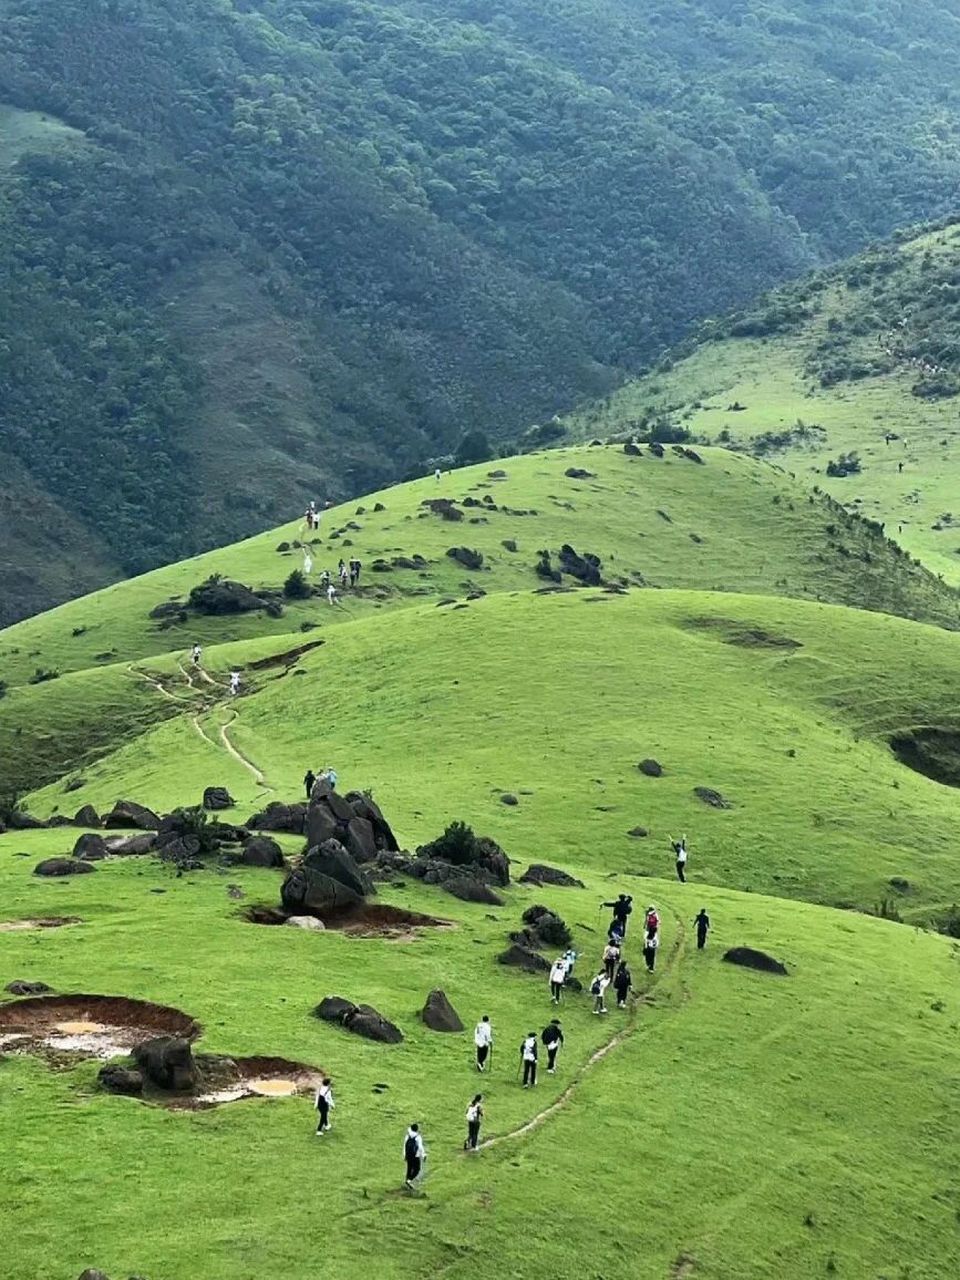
[
  {"left": 722, "top": 947, "right": 788, "bottom": 976},
  {"left": 202, "top": 787, "right": 235, "bottom": 811},
  {"left": 34, "top": 858, "right": 95, "bottom": 877},
  {"left": 421, "top": 989, "right": 464, "bottom": 1032},
  {"left": 246, "top": 801, "right": 308, "bottom": 835},
  {"left": 73, "top": 804, "right": 100, "bottom": 827},
  {"left": 314, "top": 996, "right": 403, "bottom": 1044},
  {"left": 132, "top": 1036, "right": 198, "bottom": 1092},
  {"left": 305, "top": 784, "right": 398, "bottom": 863},
  {"left": 73, "top": 833, "right": 109, "bottom": 861},
  {"left": 281, "top": 840, "right": 374, "bottom": 917},
  {"left": 241, "top": 835, "right": 284, "bottom": 868},
  {"left": 103, "top": 800, "right": 160, "bottom": 831},
  {"left": 518, "top": 864, "right": 584, "bottom": 888}
]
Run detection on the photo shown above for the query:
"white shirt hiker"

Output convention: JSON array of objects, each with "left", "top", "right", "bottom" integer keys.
[
  {"left": 550, "top": 959, "right": 567, "bottom": 985},
  {"left": 474, "top": 1021, "right": 493, "bottom": 1048}
]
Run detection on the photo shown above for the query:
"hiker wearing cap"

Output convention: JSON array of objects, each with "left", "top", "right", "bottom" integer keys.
[
  {"left": 644, "top": 904, "right": 660, "bottom": 940},
  {"left": 474, "top": 1015, "right": 493, "bottom": 1072},
  {"left": 549, "top": 955, "right": 567, "bottom": 1004},
  {"left": 541, "top": 1019, "right": 564, "bottom": 1074},
  {"left": 520, "top": 1032, "right": 538, "bottom": 1087},
  {"left": 694, "top": 908, "right": 710, "bottom": 950},
  {"left": 602, "top": 893, "right": 633, "bottom": 937}
]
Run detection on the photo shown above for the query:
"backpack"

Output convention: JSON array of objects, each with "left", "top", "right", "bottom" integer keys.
[
  {"left": 590, "top": 977, "right": 602, "bottom": 996},
  {"left": 405, "top": 1134, "right": 418, "bottom": 1160},
  {"left": 646, "top": 911, "right": 659, "bottom": 933}
]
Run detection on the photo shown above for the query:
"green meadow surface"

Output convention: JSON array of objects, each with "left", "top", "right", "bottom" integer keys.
[
  {"left": 0, "top": 839, "right": 957, "bottom": 1280},
  {"left": 566, "top": 229, "right": 960, "bottom": 585},
  {"left": 4, "top": 444, "right": 960, "bottom": 1279}
]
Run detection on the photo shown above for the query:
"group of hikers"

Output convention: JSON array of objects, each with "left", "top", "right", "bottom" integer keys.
[
  {"left": 303, "top": 766, "right": 338, "bottom": 797},
  {"left": 312, "top": 885, "right": 713, "bottom": 1187},
  {"left": 189, "top": 644, "right": 241, "bottom": 695}
]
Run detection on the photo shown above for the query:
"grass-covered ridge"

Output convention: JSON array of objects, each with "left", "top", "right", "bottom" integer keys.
[{"left": 569, "top": 222, "right": 960, "bottom": 583}]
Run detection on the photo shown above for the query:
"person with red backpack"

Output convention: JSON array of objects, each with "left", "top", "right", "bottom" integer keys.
[{"left": 644, "top": 904, "right": 660, "bottom": 940}]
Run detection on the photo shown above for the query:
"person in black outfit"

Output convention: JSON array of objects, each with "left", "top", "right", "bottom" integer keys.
[
  {"left": 541, "top": 1019, "right": 564, "bottom": 1074},
  {"left": 694, "top": 908, "right": 710, "bottom": 950},
  {"left": 464, "top": 1094, "right": 483, "bottom": 1150},
  {"left": 520, "top": 1032, "right": 538, "bottom": 1087},
  {"left": 613, "top": 960, "right": 632, "bottom": 1008},
  {"left": 601, "top": 893, "right": 633, "bottom": 937},
  {"left": 303, "top": 768, "right": 316, "bottom": 799}
]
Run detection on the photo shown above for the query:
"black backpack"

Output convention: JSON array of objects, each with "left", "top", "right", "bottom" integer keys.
[{"left": 404, "top": 1135, "right": 418, "bottom": 1161}]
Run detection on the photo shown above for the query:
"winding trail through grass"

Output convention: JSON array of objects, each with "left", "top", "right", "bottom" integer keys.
[
  {"left": 477, "top": 910, "right": 687, "bottom": 1152},
  {"left": 218, "top": 709, "right": 273, "bottom": 792}
]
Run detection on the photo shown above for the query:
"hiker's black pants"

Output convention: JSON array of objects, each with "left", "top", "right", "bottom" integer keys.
[
  {"left": 467, "top": 1120, "right": 480, "bottom": 1149},
  {"left": 676, "top": 860, "right": 686, "bottom": 882},
  {"left": 406, "top": 1156, "right": 421, "bottom": 1182},
  {"left": 315, "top": 1099, "right": 329, "bottom": 1131},
  {"left": 476, "top": 1044, "right": 489, "bottom": 1068},
  {"left": 644, "top": 948, "right": 656, "bottom": 971},
  {"left": 550, "top": 981, "right": 563, "bottom": 1000},
  {"left": 523, "top": 1059, "right": 537, "bottom": 1086},
  {"left": 604, "top": 959, "right": 616, "bottom": 980},
  {"left": 697, "top": 930, "right": 707, "bottom": 950},
  {"left": 547, "top": 1045, "right": 559, "bottom": 1070}
]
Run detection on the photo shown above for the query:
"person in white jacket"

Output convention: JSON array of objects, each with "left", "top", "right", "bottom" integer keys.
[
  {"left": 404, "top": 1124, "right": 426, "bottom": 1187},
  {"left": 314, "top": 1077, "right": 334, "bottom": 1135},
  {"left": 549, "top": 956, "right": 567, "bottom": 1004},
  {"left": 591, "top": 971, "right": 610, "bottom": 1014},
  {"left": 474, "top": 1015, "right": 493, "bottom": 1072}
]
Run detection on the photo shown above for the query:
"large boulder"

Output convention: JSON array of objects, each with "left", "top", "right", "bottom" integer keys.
[
  {"left": 202, "top": 787, "right": 235, "bottom": 811},
  {"left": 558, "top": 543, "right": 602, "bottom": 585},
  {"left": 6, "top": 811, "right": 47, "bottom": 830},
  {"left": 446, "top": 546, "right": 484, "bottom": 571},
  {"left": 247, "top": 801, "right": 308, "bottom": 835},
  {"left": 97, "top": 1065, "right": 144, "bottom": 1096},
  {"left": 421, "top": 989, "right": 464, "bottom": 1032},
  {"left": 241, "top": 836, "right": 284, "bottom": 868},
  {"left": 103, "top": 800, "right": 160, "bottom": 831},
  {"left": 518, "top": 864, "right": 584, "bottom": 888},
  {"left": 444, "top": 876, "right": 503, "bottom": 905},
  {"left": 521, "top": 904, "right": 572, "bottom": 948},
  {"left": 187, "top": 577, "right": 270, "bottom": 615},
  {"left": 132, "top": 1037, "right": 198, "bottom": 1092},
  {"left": 722, "top": 947, "right": 788, "bottom": 976},
  {"left": 314, "top": 996, "right": 403, "bottom": 1044},
  {"left": 342, "top": 816, "right": 377, "bottom": 864},
  {"left": 72, "top": 805, "right": 100, "bottom": 827},
  {"left": 73, "top": 833, "right": 109, "bottom": 862},
  {"left": 305, "top": 803, "right": 339, "bottom": 849},
  {"left": 638, "top": 759, "right": 663, "bottom": 778},
  {"left": 34, "top": 857, "right": 95, "bottom": 877},
  {"left": 103, "top": 833, "right": 157, "bottom": 856},
  {"left": 496, "top": 944, "right": 550, "bottom": 973},
  {"left": 303, "top": 840, "right": 373, "bottom": 898}
]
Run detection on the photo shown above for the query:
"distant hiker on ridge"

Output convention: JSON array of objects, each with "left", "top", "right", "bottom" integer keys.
[
  {"left": 314, "top": 1077, "right": 334, "bottom": 1135},
  {"left": 303, "top": 768, "right": 316, "bottom": 799},
  {"left": 549, "top": 955, "right": 567, "bottom": 1004},
  {"left": 464, "top": 1094, "right": 483, "bottom": 1150},
  {"left": 435, "top": 467, "right": 442, "bottom": 483},
  {"left": 403, "top": 1124, "right": 426, "bottom": 1188},
  {"left": 613, "top": 959, "right": 632, "bottom": 1008},
  {"left": 474, "top": 1015, "right": 493, "bottom": 1072},
  {"left": 672, "top": 834, "right": 688, "bottom": 883},
  {"left": 602, "top": 893, "right": 633, "bottom": 937},
  {"left": 520, "top": 1031, "right": 538, "bottom": 1087},
  {"left": 541, "top": 1019, "right": 564, "bottom": 1074},
  {"left": 694, "top": 908, "right": 710, "bottom": 951},
  {"left": 191, "top": 643, "right": 202, "bottom": 668},
  {"left": 229, "top": 670, "right": 241, "bottom": 696}
]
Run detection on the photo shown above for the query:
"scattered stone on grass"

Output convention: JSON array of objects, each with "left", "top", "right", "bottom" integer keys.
[
  {"left": 638, "top": 759, "right": 663, "bottom": 777},
  {"left": 518, "top": 864, "right": 585, "bottom": 888},
  {"left": 627, "top": 827, "right": 649, "bottom": 838},
  {"left": 314, "top": 997, "right": 403, "bottom": 1043},
  {"left": 240, "top": 835, "right": 284, "bottom": 868},
  {"left": 722, "top": 947, "right": 788, "bottom": 976},
  {"left": 34, "top": 857, "right": 95, "bottom": 877},
  {"left": 73, "top": 833, "right": 109, "bottom": 861},
  {"left": 421, "top": 989, "right": 464, "bottom": 1032},
  {"left": 202, "top": 787, "right": 235, "bottom": 811},
  {"left": 501, "top": 793, "right": 519, "bottom": 806},
  {"left": 73, "top": 804, "right": 100, "bottom": 827},
  {"left": 496, "top": 943, "right": 551, "bottom": 973},
  {"left": 564, "top": 467, "right": 593, "bottom": 479},
  {"left": 446, "top": 546, "right": 484, "bottom": 571},
  {"left": 5, "top": 981, "right": 54, "bottom": 995},
  {"left": 694, "top": 787, "right": 732, "bottom": 809}
]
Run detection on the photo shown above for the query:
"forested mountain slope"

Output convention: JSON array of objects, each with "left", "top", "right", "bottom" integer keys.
[{"left": 3, "top": 0, "right": 960, "bottom": 619}]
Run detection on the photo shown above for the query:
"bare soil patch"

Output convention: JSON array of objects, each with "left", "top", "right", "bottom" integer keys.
[
  {"left": 889, "top": 727, "right": 960, "bottom": 788},
  {"left": 243, "top": 902, "right": 452, "bottom": 939},
  {"left": 0, "top": 916, "right": 80, "bottom": 933},
  {"left": 0, "top": 994, "right": 200, "bottom": 1060}
]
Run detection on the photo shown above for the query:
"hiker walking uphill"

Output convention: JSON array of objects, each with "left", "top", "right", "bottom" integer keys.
[
  {"left": 191, "top": 642, "right": 202, "bottom": 669},
  {"left": 694, "top": 908, "right": 710, "bottom": 951},
  {"left": 602, "top": 938, "right": 621, "bottom": 983},
  {"left": 541, "top": 1019, "right": 564, "bottom": 1074},
  {"left": 643, "top": 929, "right": 660, "bottom": 972},
  {"left": 590, "top": 970, "right": 610, "bottom": 1014},
  {"left": 672, "top": 835, "right": 688, "bottom": 883},
  {"left": 644, "top": 904, "right": 660, "bottom": 941},
  {"left": 464, "top": 1095, "right": 483, "bottom": 1150},
  {"left": 602, "top": 893, "right": 633, "bottom": 937},
  {"left": 303, "top": 769, "right": 316, "bottom": 800},
  {"left": 520, "top": 1032, "right": 538, "bottom": 1087},
  {"left": 549, "top": 955, "right": 567, "bottom": 1004},
  {"left": 613, "top": 960, "right": 632, "bottom": 1009},
  {"left": 403, "top": 1124, "right": 426, "bottom": 1188},
  {"left": 474, "top": 1015, "right": 493, "bottom": 1072},
  {"left": 314, "top": 1077, "right": 334, "bottom": 1135}
]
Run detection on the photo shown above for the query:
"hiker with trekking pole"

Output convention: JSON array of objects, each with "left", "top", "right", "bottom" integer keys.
[{"left": 474, "top": 1015, "right": 493, "bottom": 1072}]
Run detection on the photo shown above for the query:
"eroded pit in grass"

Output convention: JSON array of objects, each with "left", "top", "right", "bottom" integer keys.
[
  {"left": 0, "top": 916, "right": 81, "bottom": 933},
  {"left": 0, "top": 993, "right": 200, "bottom": 1059},
  {"left": 243, "top": 902, "right": 453, "bottom": 939}
]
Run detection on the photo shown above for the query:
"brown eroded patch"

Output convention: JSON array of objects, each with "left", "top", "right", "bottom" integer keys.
[
  {"left": 189, "top": 1054, "right": 323, "bottom": 1108},
  {"left": 243, "top": 902, "right": 453, "bottom": 940},
  {"left": 0, "top": 993, "right": 200, "bottom": 1061},
  {"left": 0, "top": 917, "right": 81, "bottom": 933}
]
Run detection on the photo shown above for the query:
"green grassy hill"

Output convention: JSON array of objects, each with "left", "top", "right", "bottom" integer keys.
[
  {"left": 568, "top": 221, "right": 960, "bottom": 584},
  {"left": 8, "top": 0, "right": 960, "bottom": 617},
  {"left": 3, "top": 443, "right": 960, "bottom": 1278}
]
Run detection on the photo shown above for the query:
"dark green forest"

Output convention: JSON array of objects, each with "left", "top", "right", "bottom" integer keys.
[{"left": 2, "top": 0, "right": 960, "bottom": 620}]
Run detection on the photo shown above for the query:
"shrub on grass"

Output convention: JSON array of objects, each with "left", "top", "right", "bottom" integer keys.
[{"left": 283, "top": 569, "right": 312, "bottom": 599}]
